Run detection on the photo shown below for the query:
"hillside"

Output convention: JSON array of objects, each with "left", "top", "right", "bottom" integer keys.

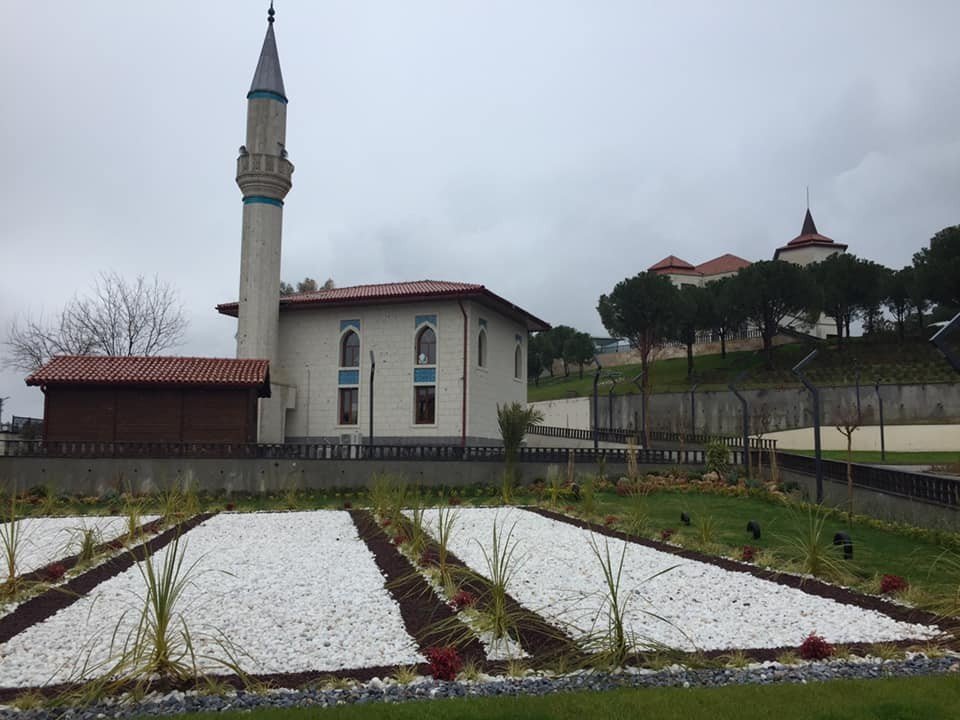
[{"left": 527, "top": 337, "right": 957, "bottom": 402}]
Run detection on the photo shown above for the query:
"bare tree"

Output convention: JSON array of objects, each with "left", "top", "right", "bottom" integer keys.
[
  {"left": 835, "top": 407, "right": 861, "bottom": 517},
  {"left": 4, "top": 272, "right": 187, "bottom": 372}
]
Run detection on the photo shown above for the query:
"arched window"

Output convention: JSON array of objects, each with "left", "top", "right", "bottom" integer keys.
[
  {"left": 478, "top": 329, "right": 487, "bottom": 368},
  {"left": 416, "top": 326, "right": 436, "bottom": 365},
  {"left": 514, "top": 343, "right": 523, "bottom": 379},
  {"left": 341, "top": 330, "right": 360, "bottom": 367}
]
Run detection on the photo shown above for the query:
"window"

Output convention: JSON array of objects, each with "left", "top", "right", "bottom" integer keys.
[
  {"left": 341, "top": 330, "right": 360, "bottom": 367},
  {"left": 416, "top": 326, "right": 436, "bottom": 365},
  {"left": 415, "top": 385, "right": 435, "bottom": 424},
  {"left": 514, "top": 344, "right": 523, "bottom": 379},
  {"left": 338, "top": 387, "right": 358, "bottom": 425},
  {"left": 478, "top": 329, "right": 487, "bottom": 368}
]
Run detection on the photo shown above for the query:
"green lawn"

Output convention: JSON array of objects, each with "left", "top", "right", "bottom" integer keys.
[
  {"left": 788, "top": 450, "right": 960, "bottom": 466},
  {"left": 528, "top": 337, "right": 957, "bottom": 402},
  {"left": 585, "top": 487, "right": 960, "bottom": 603},
  {"left": 167, "top": 675, "right": 960, "bottom": 720}
]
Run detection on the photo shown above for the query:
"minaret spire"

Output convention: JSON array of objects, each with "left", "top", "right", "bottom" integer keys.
[{"left": 248, "top": 2, "right": 286, "bottom": 103}]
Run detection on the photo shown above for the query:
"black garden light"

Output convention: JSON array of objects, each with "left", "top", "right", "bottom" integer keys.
[
  {"left": 833, "top": 531, "right": 853, "bottom": 560},
  {"left": 746, "top": 520, "right": 761, "bottom": 540},
  {"left": 680, "top": 512, "right": 691, "bottom": 526}
]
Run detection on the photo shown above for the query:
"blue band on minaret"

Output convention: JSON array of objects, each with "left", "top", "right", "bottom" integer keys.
[
  {"left": 247, "top": 90, "right": 288, "bottom": 104},
  {"left": 243, "top": 196, "right": 284, "bottom": 207}
]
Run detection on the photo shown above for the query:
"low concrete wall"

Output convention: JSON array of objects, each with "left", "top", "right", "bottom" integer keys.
[
  {"left": 779, "top": 466, "right": 958, "bottom": 531},
  {"left": 0, "top": 456, "right": 674, "bottom": 496},
  {"left": 766, "top": 424, "right": 960, "bottom": 452}
]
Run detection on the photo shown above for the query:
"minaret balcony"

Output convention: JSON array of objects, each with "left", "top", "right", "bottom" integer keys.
[{"left": 236, "top": 153, "right": 294, "bottom": 199}]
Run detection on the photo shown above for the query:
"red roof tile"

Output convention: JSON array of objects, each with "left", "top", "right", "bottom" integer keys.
[
  {"left": 26, "top": 356, "right": 270, "bottom": 390},
  {"left": 216, "top": 279, "right": 551, "bottom": 331},
  {"left": 693, "top": 254, "right": 752, "bottom": 276},
  {"left": 648, "top": 255, "right": 698, "bottom": 274}
]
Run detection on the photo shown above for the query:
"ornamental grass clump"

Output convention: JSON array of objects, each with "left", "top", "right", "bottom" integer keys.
[
  {"left": 583, "top": 535, "right": 678, "bottom": 669},
  {"left": 0, "top": 495, "right": 24, "bottom": 598},
  {"left": 81, "top": 532, "right": 246, "bottom": 695},
  {"left": 434, "top": 505, "right": 458, "bottom": 590},
  {"left": 623, "top": 499, "right": 649, "bottom": 538},
  {"left": 782, "top": 506, "right": 849, "bottom": 581},
  {"left": 497, "top": 402, "right": 544, "bottom": 505},
  {"left": 477, "top": 519, "right": 523, "bottom": 643},
  {"left": 71, "top": 525, "right": 103, "bottom": 567}
]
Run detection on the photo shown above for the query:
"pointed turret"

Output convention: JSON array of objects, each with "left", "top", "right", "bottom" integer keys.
[
  {"left": 248, "top": 4, "right": 286, "bottom": 103},
  {"left": 800, "top": 208, "right": 818, "bottom": 236}
]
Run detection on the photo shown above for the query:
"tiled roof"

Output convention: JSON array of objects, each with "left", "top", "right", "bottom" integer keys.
[
  {"left": 26, "top": 356, "right": 270, "bottom": 389},
  {"left": 216, "top": 280, "right": 551, "bottom": 331},
  {"left": 648, "top": 255, "right": 701, "bottom": 276},
  {"left": 694, "top": 254, "right": 752, "bottom": 276}
]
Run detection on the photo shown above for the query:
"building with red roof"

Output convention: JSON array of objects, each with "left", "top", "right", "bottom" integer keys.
[{"left": 26, "top": 356, "right": 270, "bottom": 443}]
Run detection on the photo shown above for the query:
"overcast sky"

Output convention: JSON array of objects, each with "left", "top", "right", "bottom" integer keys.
[{"left": 2, "top": 0, "right": 960, "bottom": 419}]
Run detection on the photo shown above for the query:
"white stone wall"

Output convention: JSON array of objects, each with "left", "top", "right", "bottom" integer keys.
[
  {"left": 776, "top": 245, "right": 842, "bottom": 266},
  {"left": 276, "top": 299, "right": 528, "bottom": 443},
  {"left": 529, "top": 397, "right": 592, "bottom": 429},
  {"left": 467, "top": 301, "right": 528, "bottom": 441}
]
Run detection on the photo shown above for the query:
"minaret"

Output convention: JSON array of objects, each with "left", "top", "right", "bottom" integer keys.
[{"left": 236, "top": 3, "right": 294, "bottom": 441}]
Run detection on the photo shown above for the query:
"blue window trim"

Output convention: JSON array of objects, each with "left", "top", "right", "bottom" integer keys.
[
  {"left": 338, "top": 369, "right": 360, "bottom": 386},
  {"left": 246, "top": 90, "right": 289, "bottom": 104},
  {"left": 415, "top": 314, "right": 437, "bottom": 328},
  {"left": 414, "top": 367, "right": 436, "bottom": 384},
  {"left": 340, "top": 319, "right": 361, "bottom": 332},
  {"left": 479, "top": 318, "right": 487, "bottom": 328},
  {"left": 515, "top": 334, "right": 523, "bottom": 345},
  {"left": 243, "top": 195, "right": 284, "bottom": 207}
]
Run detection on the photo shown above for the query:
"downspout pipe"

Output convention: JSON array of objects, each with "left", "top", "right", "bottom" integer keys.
[
  {"left": 368, "top": 350, "right": 375, "bottom": 449},
  {"left": 458, "top": 300, "right": 468, "bottom": 450}
]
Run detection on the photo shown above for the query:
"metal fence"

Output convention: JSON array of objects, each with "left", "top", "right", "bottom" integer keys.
[
  {"left": 0, "top": 439, "right": 706, "bottom": 466},
  {"left": 775, "top": 451, "right": 959, "bottom": 509},
  {"left": 526, "top": 423, "right": 777, "bottom": 450},
  {"left": 0, "top": 416, "right": 42, "bottom": 434}
]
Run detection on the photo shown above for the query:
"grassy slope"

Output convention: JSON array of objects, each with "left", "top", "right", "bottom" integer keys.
[
  {"left": 528, "top": 337, "right": 957, "bottom": 402},
  {"left": 172, "top": 676, "right": 960, "bottom": 720}
]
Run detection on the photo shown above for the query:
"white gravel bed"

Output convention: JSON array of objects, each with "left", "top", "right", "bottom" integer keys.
[
  {"left": 418, "top": 507, "right": 939, "bottom": 653},
  {"left": 0, "top": 511, "right": 422, "bottom": 688},
  {"left": 3, "top": 516, "right": 159, "bottom": 577}
]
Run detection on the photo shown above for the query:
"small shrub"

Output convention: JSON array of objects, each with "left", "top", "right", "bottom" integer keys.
[
  {"left": 381, "top": 518, "right": 393, "bottom": 528},
  {"left": 741, "top": 545, "right": 757, "bottom": 562},
  {"left": 659, "top": 528, "right": 675, "bottom": 542},
  {"left": 420, "top": 549, "right": 438, "bottom": 567},
  {"left": 604, "top": 515, "right": 619, "bottom": 527},
  {"left": 41, "top": 562, "right": 67, "bottom": 582},
  {"left": 342, "top": 501, "right": 352, "bottom": 509},
  {"left": 705, "top": 440, "right": 730, "bottom": 476},
  {"left": 799, "top": 633, "right": 834, "bottom": 661},
  {"left": 224, "top": 503, "right": 236, "bottom": 512},
  {"left": 392, "top": 533, "right": 408, "bottom": 546},
  {"left": 880, "top": 574, "right": 909, "bottom": 595},
  {"left": 424, "top": 646, "right": 463, "bottom": 681},
  {"left": 450, "top": 589, "right": 476, "bottom": 611},
  {"left": 448, "top": 496, "right": 462, "bottom": 506}
]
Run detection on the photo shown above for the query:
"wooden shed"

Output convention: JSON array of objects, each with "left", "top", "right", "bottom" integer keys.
[{"left": 26, "top": 356, "right": 270, "bottom": 444}]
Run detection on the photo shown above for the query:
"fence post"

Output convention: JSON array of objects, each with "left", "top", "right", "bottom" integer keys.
[
  {"left": 793, "top": 349, "right": 823, "bottom": 504},
  {"left": 592, "top": 357, "right": 602, "bottom": 452},
  {"left": 875, "top": 379, "right": 886, "bottom": 462}
]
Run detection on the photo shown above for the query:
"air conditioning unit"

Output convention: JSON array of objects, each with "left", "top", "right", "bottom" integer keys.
[{"left": 340, "top": 432, "right": 362, "bottom": 445}]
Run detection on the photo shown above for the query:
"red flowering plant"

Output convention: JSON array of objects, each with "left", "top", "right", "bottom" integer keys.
[
  {"left": 799, "top": 633, "right": 834, "bottom": 660},
  {"left": 450, "top": 589, "right": 476, "bottom": 611},
  {"left": 392, "top": 532, "right": 408, "bottom": 546},
  {"left": 420, "top": 548, "right": 438, "bottom": 567},
  {"left": 424, "top": 646, "right": 463, "bottom": 681},
  {"left": 224, "top": 502, "right": 236, "bottom": 511},
  {"left": 40, "top": 562, "right": 67, "bottom": 582},
  {"left": 604, "top": 515, "right": 619, "bottom": 527},
  {"left": 448, "top": 496, "right": 463, "bottom": 506},
  {"left": 741, "top": 545, "right": 757, "bottom": 562},
  {"left": 880, "top": 574, "right": 909, "bottom": 594},
  {"left": 342, "top": 501, "right": 353, "bottom": 509},
  {"left": 660, "top": 528, "right": 676, "bottom": 542}
]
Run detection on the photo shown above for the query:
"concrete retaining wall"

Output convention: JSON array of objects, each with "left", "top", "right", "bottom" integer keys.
[{"left": 533, "top": 382, "right": 960, "bottom": 437}]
